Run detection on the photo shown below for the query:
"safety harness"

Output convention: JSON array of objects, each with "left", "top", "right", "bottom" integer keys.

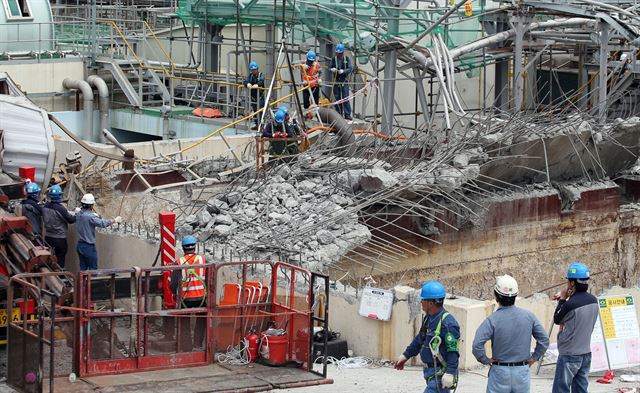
[
  {"left": 421, "top": 311, "right": 459, "bottom": 391},
  {"left": 332, "top": 56, "right": 350, "bottom": 86}
]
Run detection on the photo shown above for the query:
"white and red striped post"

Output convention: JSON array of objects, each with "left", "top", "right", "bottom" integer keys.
[{"left": 159, "top": 212, "right": 176, "bottom": 309}]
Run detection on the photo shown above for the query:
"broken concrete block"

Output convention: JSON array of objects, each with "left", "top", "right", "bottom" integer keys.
[
  {"left": 185, "top": 214, "right": 198, "bottom": 227},
  {"left": 226, "top": 192, "right": 243, "bottom": 206},
  {"left": 176, "top": 224, "right": 193, "bottom": 237},
  {"left": 275, "top": 165, "right": 292, "bottom": 179},
  {"left": 359, "top": 168, "right": 398, "bottom": 192},
  {"left": 268, "top": 212, "right": 292, "bottom": 224},
  {"left": 336, "top": 170, "right": 363, "bottom": 192},
  {"left": 317, "top": 229, "right": 336, "bottom": 245},
  {"left": 213, "top": 225, "right": 232, "bottom": 237},
  {"left": 198, "top": 230, "right": 212, "bottom": 242},
  {"left": 453, "top": 153, "right": 469, "bottom": 169},
  {"left": 284, "top": 198, "right": 299, "bottom": 209},
  {"left": 215, "top": 214, "right": 234, "bottom": 226},
  {"left": 206, "top": 197, "right": 229, "bottom": 214},
  {"left": 297, "top": 180, "right": 316, "bottom": 193},
  {"left": 196, "top": 209, "right": 212, "bottom": 227}
]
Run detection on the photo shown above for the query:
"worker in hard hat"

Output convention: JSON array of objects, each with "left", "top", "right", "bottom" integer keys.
[
  {"left": 21, "top": 182, "right": 44, "bottom": 236},
  {"left": 301, "top": 50, "right": 321, "bottom": 116},
  {"left": 75, "top": 193, "right": 121, "bottom": 271},
  {"left": 551, "top": 263, "right": 598, "bottom": 393},
  {"left": 394, "top": 281, "right": 460, "bottom": 392},
  {"left": 42, "top": 185, "right": 76, "bottom": 269},
  {"left": 263, "top": 109, "right": 296, "bottom": 157},
  {"left": 170, "top": 235, "right": 207, "bottom": 351},
  {"left": 244, "top": 61, "right": 265, "bottom": 130},
  {"left": 329, "top": 43, "right": 353, "bottom": 120},
  {"left": 472, "top": 275, "right": 549, "bottom": 393}
]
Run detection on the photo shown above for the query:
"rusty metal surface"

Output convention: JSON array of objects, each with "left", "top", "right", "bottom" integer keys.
[{"left": 49, "top": 364, "right": 331, "bottom": 392}]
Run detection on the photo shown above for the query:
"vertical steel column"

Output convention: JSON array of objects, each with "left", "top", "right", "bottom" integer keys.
[
  {"left": 597, "top": 20, "right": 610, "bottom": 122},
  {"left": 380, "top": 5, "right": 400, "bottom": 135},
  {"left": 412, "top": 67, "right": 431, "bottom": 127},
  {"left": 493, "top": 18, "right": 509, "bottom": 112},
  {"left": 511, "top": 14, "right": 530, "bottom": 112}
]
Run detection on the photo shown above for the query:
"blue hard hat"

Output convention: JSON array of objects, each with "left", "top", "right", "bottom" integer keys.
[
  {"left": 48, "top": 184, "right": 63, "bottom": 196},
  {"left": 278, "top": 106, "right": 288, "bottom": 114},
  {"left": 274, "top": 110, "right": 285, "bottom": 124},
  {"left": 306, "top": 50, "right": 317, "bottom": 61},
  {"left": 25, "top": 183, "right": 41, "bottom": 194},
  {"left": 249, "top": 61, "right": 259, "bottom": 70},
  {"left": 566, "top": 262, "right": 590, "bottom": 280},
  {"left": 182, "top": 235, "right": 197, "bottom": 248},
  {"left": 418, "top": 281, "right": 446, "bottom": 300},
  {"left": 336, "top": 43, "right": 345, "bottom": 54}
]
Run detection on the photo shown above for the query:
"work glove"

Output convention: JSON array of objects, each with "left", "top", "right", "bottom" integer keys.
[
  {"left": 330, "top": 67, "right": 337, "bottom": 73},
  {"left": 318, "top": 78, "right": 322, "bottom": 84},
  {"left": 113, "top": 216, "right": 123, "bottom": 224},
  {"left": 250, "top": 84, "right": 257, "bottom": 89},
  {"left": 338, "top": 69, "right": 344, "bottom": 74},
  {"left": 441, "top": 373, "right": 455, "bottom": 388},
  {"left": 393, "top": 355, "right": 407, "bottom": 370},
  {"left": 304, "top": 64, "right": 310, "bottom": 70},
  {"left": 246, "top": 83, "right": 252, "bottom": 88},
  {"left": 74, "top": 207, "right": 81, "bottom": 214}
]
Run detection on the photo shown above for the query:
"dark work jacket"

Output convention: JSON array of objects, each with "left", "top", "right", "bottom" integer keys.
[
  {"left": 329, "top": 55, "right": 353, "bottom": 84},
  {"left": 43, "top": 202, "right": 76, "bottom": 239},
  {"left": 243, "top": 71, "right": 265, "bottom": 101},
  {"left": 22, "top": 197, "right": 43, "bottom": 235}
]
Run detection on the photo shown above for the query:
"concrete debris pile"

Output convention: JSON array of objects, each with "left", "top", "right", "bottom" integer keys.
[{"left": 176, "top": 171, "right": 372, "bottom": 268}]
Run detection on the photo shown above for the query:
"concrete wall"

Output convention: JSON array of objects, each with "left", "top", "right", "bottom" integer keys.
[
  {"left": 333, "top": 188, "right": 640, "bottom": 302},
  {"left": 329, "top": 285, "right": 640, "bottom": 370},
  {"left": 1, "top": 58, "right": 85, "bottom": 111}
]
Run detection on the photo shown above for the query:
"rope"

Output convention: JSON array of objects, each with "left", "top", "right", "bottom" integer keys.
[{"left": 216, "top": 343, "right": 250, "bottom": 365}]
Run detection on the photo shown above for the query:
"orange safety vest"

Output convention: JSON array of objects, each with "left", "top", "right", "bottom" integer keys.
[
  {"left": 302, "top": 62, "right": 319, "bottom": 87},
  {"left": 178, "top": 254, "right": 206, "bottom": 299}
]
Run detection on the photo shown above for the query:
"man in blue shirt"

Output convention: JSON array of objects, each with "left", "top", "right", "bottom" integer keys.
[
  {"left": 43, "top": 185, "right": 76, "bottom": 269},
  {"left": 329, "top": 43, "right": 353, "bottom": 120},
  {"left": 472, "top": 275, "right": 549, "bottom": 393},
  {"left": 395, "top": 281, "right": 460, "bottom": 393},
  {"left": 552, "top": 262, "right": 598, "bottom": 393},
  {"left": 244, "top": 61, "right": 265, "bottom": 130},
  {"left": 75, "top": 193, "right": 121, "bottom": 271}
]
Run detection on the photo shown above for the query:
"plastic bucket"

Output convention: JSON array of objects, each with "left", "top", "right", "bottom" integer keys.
[{"left": 261, "top": 333, "right": 288, "bottom": 364}]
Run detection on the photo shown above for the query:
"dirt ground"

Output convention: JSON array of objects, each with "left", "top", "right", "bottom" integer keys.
[{"left": 279, "top": 363, "right": 640, "bottom": 393}]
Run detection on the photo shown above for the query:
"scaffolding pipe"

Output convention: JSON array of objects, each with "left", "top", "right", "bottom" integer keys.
[
  {"left": 63, "top": 78, "right": 94, "bottom": 141},
  {"left": 87, "top": 75, "right": 109, "bottom": 142}
]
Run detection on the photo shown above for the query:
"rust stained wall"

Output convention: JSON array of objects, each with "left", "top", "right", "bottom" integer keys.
[{"left": 335, "top": 186, "right": 639, "bottom": 300}]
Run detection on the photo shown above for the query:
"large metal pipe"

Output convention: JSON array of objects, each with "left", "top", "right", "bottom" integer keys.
[
  {"left": 87, "top": 75, "right": 109, "bottom": 142},
  {"left": 102, "top": 128, "right": 127, "bottom": 153},
  {"left": 63, "top": 77, "right": 94, "bottom": 141},
  {"left": 317, "top": 107, "right": 355, "bottom": 147}
]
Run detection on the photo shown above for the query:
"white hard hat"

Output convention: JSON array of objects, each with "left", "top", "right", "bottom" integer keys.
[
  {"left": 495, "top": 275, "right": 518, "bottom": 297},
  {"left": 81, "top": 193, "right": 96, "bottom": 205}
]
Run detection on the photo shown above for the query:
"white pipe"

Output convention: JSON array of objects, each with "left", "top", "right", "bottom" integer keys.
[
  {"left": 411, "top": 18, "right": 594, "bottom": 69},
  {"left": 63, "top": 77, "right": 94, "bottom": 141},
  {"left": 87, "top": 75, "right": 109, "bottom": 142}
]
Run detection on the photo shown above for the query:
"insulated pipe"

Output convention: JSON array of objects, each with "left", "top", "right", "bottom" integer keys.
[
  {"left": 87, "top": 75, "right": 109, "bottom": 142},
  {"left": 317, "top": 108, "right": 355, "bottom": 147},
  {"left": 102, "top": 129, "right": 127, "bottom": 153},
  {"left": 63, "top": 77, "right": 94, "bottom": 141},
  {"left": 410, "top": 18, "right": 594, "bottom": 69}
]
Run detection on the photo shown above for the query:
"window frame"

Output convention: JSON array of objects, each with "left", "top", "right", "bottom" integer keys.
[{"left": 3, "top": 0, "right": 34, "bottom": 21}]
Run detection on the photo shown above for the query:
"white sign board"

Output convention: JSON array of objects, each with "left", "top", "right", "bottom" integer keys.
[
  {"left": 597, "top": 295, "right": 640, "bottom": 370},
  {"left": 358, "top": 287, "right": 394, "bottom": 321}
]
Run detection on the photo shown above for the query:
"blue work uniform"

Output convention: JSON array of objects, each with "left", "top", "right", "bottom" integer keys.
[
  {"left": 403, "top": 308, "right": 460, "bottom": 393},
  {"left": 329, "top": 55, "right": 353, "bottom": 118},
  {"left": 75, "top": 209, "right": 112, "bottom": 271},
  {"left": 472, "top": 305, "right": 549, "bottom": 393},
  {"left": 243, "top": 71, "right": 265, "bottom": 126}
]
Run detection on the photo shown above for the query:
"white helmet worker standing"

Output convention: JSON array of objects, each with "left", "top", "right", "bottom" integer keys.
[
  {"left": 75, "top": 193, "right": 122, "bottom": 271},
  {"left": 472, "top": 274, "right": 549, "bottom": 393}
]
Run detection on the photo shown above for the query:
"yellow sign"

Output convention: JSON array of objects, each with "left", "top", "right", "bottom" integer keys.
[{"left": 0, "top": 309, "right": 23, "bottom": 328}]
